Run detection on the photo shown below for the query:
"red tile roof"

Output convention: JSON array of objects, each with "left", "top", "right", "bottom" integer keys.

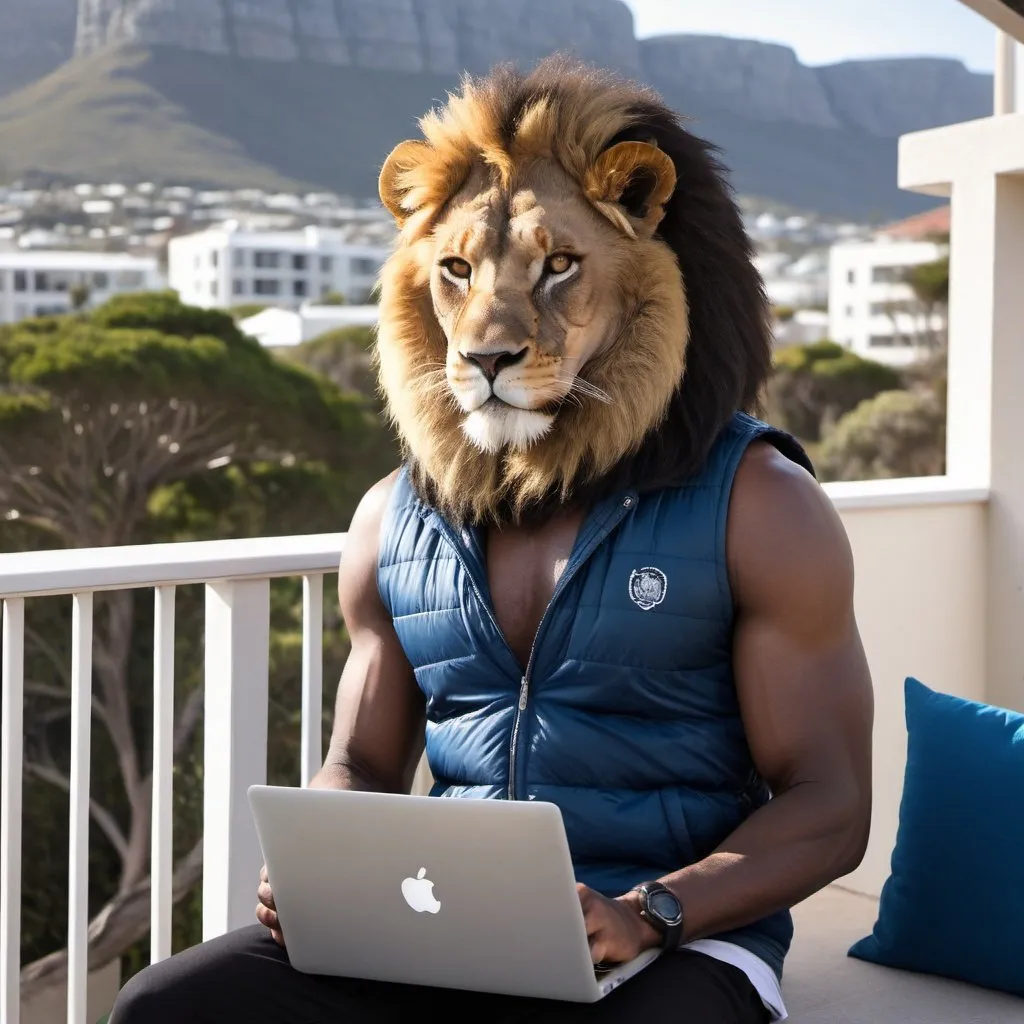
[{"left": 877, "top": 205, "right": 951, "bottom": 241}]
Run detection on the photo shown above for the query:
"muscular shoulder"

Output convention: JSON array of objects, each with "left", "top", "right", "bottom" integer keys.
[
  {"left": 338, "top": 469, "right": 403, "bottom": 623},
  {"left": 726, "top": 442, "right": 854, "bottom": 635}
]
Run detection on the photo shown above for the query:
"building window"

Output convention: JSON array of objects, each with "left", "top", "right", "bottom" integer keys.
[
  {"left": 211, "top": 251, "right": 219, "bottom": 268},
  {"left": 211, "top": 281, "right": 219, "bottom": 298},
  {"left": 351, "top": 257, "right": 379, "bottom": 276},
  {"left": 847, "top": 269, "right": 855, "bottom": 284},
  {"left": 254, "top": 251, "right": 280, "bottom": 269},
  {"left": 872, "top": 266, "right": 904, "bottom": 284},
  {"left": 34, "top": 272, "right": 51, "bottom": 292},
  {"left": 14, "top": 271, "right": 27, "bottom": 293},
  {"left": 116, "top": 271, "right": 144, "bottom": 288},
  {"left": 320, "top": 256, "right": 333, "bottom": 273},
  {"left": 320, "top": 282, "right": 332, "bottom": 298},
  {"left": 870, "top": 301, "right": 914, "bottom": 316},
  {"left": 869, "top": 334, "right": 897, "bottom": 347},
  {"left": 845, "top": 305, "right": 854, "bottom": 317},
  {"left": 0, "top": 272, "right": 5, "bottom": 292},
  {"left": 93, "top": 272, "right": 109, "bottom": 289},
  {"left": 233, "top": 249, "right": 246, "bottom": 268},
  {"left": 233, "top": 279, "right": 246, "bottom": 296},
  {"left": 293, "top": 279, "right": 308, "bottom": 298},
  {"left": 254, "top": 279, "right": 281, "bottom": 296},
  {"left": 292, "top": 254, "right": 308, "bottom": 271}
]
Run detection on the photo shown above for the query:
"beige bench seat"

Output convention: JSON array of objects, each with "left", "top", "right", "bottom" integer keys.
[{"left": 784, "top": 886, "right": 1024, "bottom": 1023}]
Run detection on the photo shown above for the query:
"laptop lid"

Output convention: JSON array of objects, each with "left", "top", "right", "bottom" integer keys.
[{"left": 248, "top": 786, "right": 615, "bottom": 1002}]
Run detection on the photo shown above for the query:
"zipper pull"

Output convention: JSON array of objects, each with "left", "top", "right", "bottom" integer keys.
[{"left": 518, "top": 677, "right": 529, "bottom": 711}]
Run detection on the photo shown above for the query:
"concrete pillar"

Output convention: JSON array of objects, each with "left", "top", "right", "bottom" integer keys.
[
  {"left": 982, "top": 173, "right": 1024, "bottom": 712},
  {"left": 995, "top": 31, "right": 1017, "bottom": 115}
]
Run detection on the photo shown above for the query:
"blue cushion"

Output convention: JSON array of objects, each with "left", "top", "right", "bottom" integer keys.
[{"left": 848, "top": 677, "right": 1024, "bottom": 997}]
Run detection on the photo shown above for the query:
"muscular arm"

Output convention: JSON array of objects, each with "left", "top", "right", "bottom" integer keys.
[
  {"left": 625, "top": 443, "right": 874, "bottom": 943},
  {"left": 309, "top": 472, "right": 427, "bottom": 795}
]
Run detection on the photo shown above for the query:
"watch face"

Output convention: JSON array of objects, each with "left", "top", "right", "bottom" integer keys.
[{"left": 649, "top": 889, "right": 682, "bottom": 924}]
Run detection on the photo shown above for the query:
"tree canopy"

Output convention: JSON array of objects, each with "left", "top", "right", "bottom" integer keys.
[
  {"left": 0, "top": 292, "right": 397, "bottom": 1001},
  {"left": 767, "top": 339, "right": 904, "bottom": 443},
  {"left": 817, "top": 388, "right": 946, "bottom": 482}
]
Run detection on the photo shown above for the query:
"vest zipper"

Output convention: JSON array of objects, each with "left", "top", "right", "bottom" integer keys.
[{"left": 506, "top": 493, "right": 637, "bottom": 800}]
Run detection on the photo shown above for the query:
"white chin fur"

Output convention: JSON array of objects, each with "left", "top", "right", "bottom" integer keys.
[{"left": 462, "top": 406, "right": 555, "bottom": 453}]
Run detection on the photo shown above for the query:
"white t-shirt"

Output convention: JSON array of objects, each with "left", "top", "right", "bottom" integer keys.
[{"left": 682, "top": 939, "right": 788, "bottom": 1021}]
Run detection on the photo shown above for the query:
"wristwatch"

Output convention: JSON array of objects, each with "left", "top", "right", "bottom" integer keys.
[{"left": 632, "top": 881, "right": 685, "bottom": 952}]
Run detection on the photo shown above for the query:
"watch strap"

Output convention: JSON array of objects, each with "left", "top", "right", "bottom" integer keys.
[{"left": 633, "top": 882, "right": 684, "bottom": 952}]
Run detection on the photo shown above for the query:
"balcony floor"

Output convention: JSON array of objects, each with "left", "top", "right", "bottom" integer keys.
[{"left": 785, "top": 886, "right": 1023, "bottom": 1022}]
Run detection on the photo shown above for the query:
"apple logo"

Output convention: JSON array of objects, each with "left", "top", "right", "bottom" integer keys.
[{"left": 401, "top": 867, "right": 441, "bottom": 914}]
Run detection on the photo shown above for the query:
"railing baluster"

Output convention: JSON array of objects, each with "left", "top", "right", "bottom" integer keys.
[
  {"left": 1, "top": 598, "right": 25, "bottom": 1024},
  {"left": 67, "top": 592, "right": 94, "bottom": 1024},
  {"left": 151, "top": 586, "right": 176, "bottom": 964},
  {"left": 301, "top": 575, "right": 324, "bottom": 787},
  {"left": 203, "top": 579, "right": 269, "bottom": 940}
]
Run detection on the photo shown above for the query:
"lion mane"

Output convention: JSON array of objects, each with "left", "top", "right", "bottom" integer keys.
[{"left": 374, "top": 57, "right": 773, "bottom": 526}]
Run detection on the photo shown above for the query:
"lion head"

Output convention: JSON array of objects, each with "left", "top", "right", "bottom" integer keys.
[{"left": 375, "top": 58, "right": 772, "bottom": 526}]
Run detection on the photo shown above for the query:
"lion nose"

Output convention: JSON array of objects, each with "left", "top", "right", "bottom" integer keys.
[{"left": 462, "top": 347, "right": 528, "bottom": 383}]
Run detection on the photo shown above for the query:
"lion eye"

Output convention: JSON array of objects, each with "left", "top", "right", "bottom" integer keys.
[
  {"left": 545, "top": 253, "right": 578, "bottom": 276},
  {"left": 441, "top": 257, "right": 472, "bottom": 281}
]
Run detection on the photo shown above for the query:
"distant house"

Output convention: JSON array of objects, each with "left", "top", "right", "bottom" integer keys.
[
  {"left": 828, "top": 207, "right": 949, "bottom": 367},
  {"left": 239, "top": 302, "right": 379, "bottom": 348},
  {"left": 0, "top": 251, "right": 164, "bottom": 324},
  {"left": 168, "top": 222, "right": 391, "bottom": 311}
]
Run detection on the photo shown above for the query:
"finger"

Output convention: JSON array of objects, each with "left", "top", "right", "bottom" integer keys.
[
  {"left": 271, "top": 928, "right": 286, "bottom": 949},
  {"left": 257, "top": 881, "right": 276, "bottom": 910},
  {"left": 589, "top": 935, "right": 609, "bottom": 965},
  {"left": 255, "top": 904, "right": 279, "bottom": 930},
  {"left": 260, "top": 864, "right": 269, "bottom": 884}
]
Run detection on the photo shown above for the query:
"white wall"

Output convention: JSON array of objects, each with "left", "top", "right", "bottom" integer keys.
[{"left": 828, "top": 492, "right": 987, "bottom": 897}]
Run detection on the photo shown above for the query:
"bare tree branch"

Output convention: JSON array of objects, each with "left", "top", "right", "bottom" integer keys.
[
  {"left": 24, "top": 761, "right": 129, "bottom": 862},
  {"left": 24, "top": 680, "right": 117, "bottom": 737},
  {"left": 23, "top": 624, "right": 71, "bottom": 688},
  {"left": 19, "top": 838, "right": 205, "bottom": 1001},
  {"left": 173, "top": 684, "right": 205, "bottom": 759}
]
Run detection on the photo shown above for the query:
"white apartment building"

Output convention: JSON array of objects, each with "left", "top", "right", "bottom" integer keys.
[
  {"left": 0, "top": 251, "right": 164, "bottom": 324},
  {"left": 828, "top": 238, "right": 947, "bottom": 367},
  {"left": 168, "top": 224, "right": 391, "bottom": 311}
]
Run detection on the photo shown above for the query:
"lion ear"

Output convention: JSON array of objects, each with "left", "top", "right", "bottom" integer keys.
[
  {"left": 379, "top": 140, "right": 433, "bottom": 225},
  {"left": 584, "top": 141, "right": 677, "bottom": 237}
]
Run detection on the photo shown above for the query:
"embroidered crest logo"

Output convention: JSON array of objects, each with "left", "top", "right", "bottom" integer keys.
[{"left": 628, "top": 567, "right": 668, "bottom": 611}]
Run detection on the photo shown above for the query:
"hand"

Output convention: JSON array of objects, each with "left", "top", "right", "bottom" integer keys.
[
  {"left": 576, "top": 883, "right": 662, "bottom": 965},
  {"left": 256, "top": 864, "right": 285, "bottom": 947}
]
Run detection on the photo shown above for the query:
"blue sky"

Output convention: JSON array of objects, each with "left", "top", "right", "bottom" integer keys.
[{"left": 623, "top": 0, "right": 1008, "bottom": 72}]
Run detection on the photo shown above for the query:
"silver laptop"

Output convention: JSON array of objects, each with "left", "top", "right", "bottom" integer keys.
[{"left": 247, "top": 785, "right": 659, "bottom": 1002}]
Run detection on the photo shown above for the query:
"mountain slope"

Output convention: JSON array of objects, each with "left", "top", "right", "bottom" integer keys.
[
  {"left": 0, "top": 44, "right": 942, "bottom": 218},
  {"left": 0, "top": 0, "right": 79, "bottom": 98},
  {"left": 0, "top": 47, "right": 304, "bottom": 191}
]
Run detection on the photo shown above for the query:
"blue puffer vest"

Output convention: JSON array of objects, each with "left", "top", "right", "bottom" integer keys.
[{"left": 377, "top": 412, "right": 812, "bottom": 979}]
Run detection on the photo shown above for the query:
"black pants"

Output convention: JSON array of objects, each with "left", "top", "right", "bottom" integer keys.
[{"left": 109, "top": 925, "right": 770, "bottom": 1023}]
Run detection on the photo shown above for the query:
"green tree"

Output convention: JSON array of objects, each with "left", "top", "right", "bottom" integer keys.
[
  {"left": 229, "top": 303, "right": 269, "bottom": 321},
  {"left": 279, "top": 326, "right": 380, "bottom": 408},
  {"left": 0, "top": 292, "right": 394, "bottom": 999},
  {"left": 817, "top": 389, "right": 946, "bottom": 482},
  {"left": 69, "top": 283, "right": 91, "bottom": 312},
  {"left": 315, "top": 291, "right": 347, "bottom": 306},
  {"left": 767, "top": 340, "right": 904, "bottom": 443},
  {"left": 905, "top": 255, "right": 949, "bottom": 351}
]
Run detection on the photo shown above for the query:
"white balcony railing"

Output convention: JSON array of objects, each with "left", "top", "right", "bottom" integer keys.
[
  {"left": 0, "top": 477, "right": 994, "bottom": 1024},
  {"left": 0, "top": 534, "right": 345, "bottom": 1024}
]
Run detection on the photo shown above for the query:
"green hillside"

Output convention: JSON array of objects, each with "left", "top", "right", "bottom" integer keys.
[{"left": 0, "top": 44, "right": 934, "bottom": 219}]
